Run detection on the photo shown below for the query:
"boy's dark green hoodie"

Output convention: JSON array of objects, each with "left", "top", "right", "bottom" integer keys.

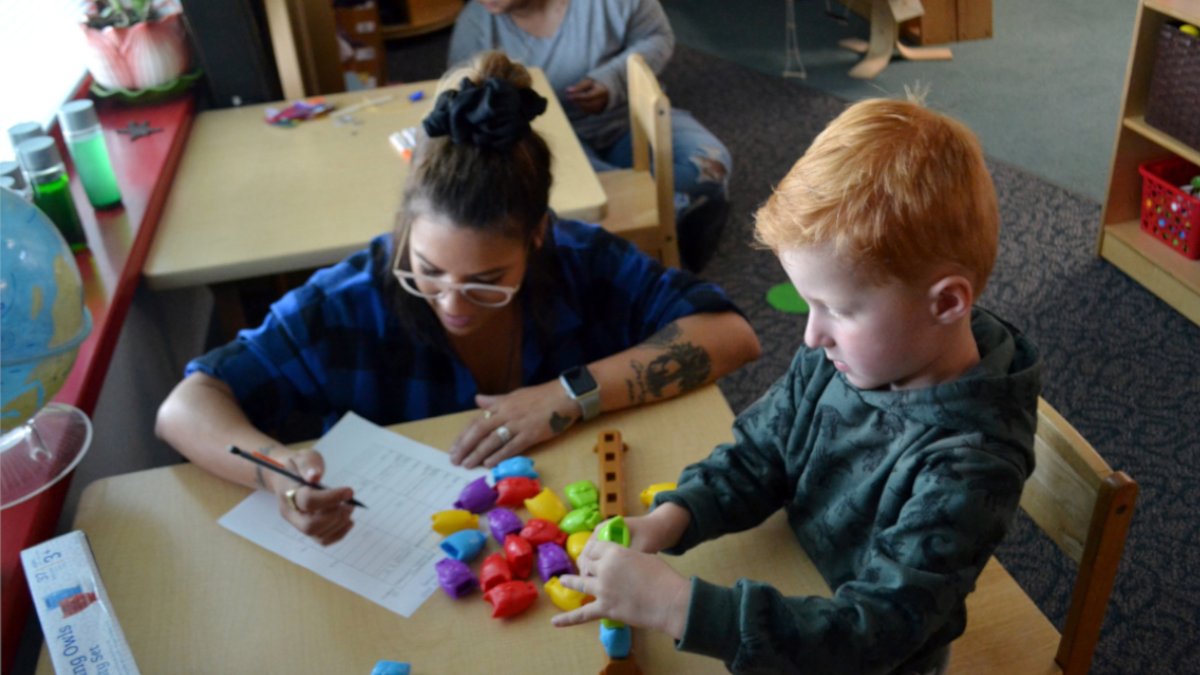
[{"left": 658, "top": 307, "right": 1043, "bottom": 674}]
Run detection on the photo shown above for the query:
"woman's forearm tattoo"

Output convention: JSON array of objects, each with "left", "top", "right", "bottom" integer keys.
[{"left": 624, "top": 334, "right": 712, "bottom": 403}]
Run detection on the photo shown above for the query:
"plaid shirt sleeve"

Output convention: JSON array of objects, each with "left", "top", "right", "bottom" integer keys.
[{"left": 185, "top": 237, "right": 394, "bottom": 432}]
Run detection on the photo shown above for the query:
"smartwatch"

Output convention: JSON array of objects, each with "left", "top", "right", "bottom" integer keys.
[{"left": 559, "top": 365, "right": 601, "bottom": 421}]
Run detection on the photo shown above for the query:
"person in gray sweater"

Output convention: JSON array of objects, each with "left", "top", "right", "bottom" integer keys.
[
  {"left": 449, "top": 0, "right": 732, "bottom": 272},
  {"left": 552, "top": 98, "right": 1044, "bottom": 674}
]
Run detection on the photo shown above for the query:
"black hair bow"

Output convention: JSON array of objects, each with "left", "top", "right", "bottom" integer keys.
[{"left": 423, "top": 77, "right": 548, "bottom": 152}]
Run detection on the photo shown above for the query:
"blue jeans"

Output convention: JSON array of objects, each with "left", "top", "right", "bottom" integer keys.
[
  {"left": 585, "top": 109, "right": 731, "bottom": 270},
  {"left": 585, "top": 108, "right": 731, "bottom": 212}
]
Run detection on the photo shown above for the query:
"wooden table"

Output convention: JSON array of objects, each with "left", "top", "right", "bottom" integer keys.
[
  {"left": 143, "top": 68, "right": 607, "bottom": 290},
  {"left": 35, "top": 385, "right": 1062, "bottom": 673}
]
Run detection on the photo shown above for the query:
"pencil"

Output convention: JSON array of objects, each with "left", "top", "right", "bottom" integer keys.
[{"left": 229, "top": 446, "right": 367, "bottom": 509}]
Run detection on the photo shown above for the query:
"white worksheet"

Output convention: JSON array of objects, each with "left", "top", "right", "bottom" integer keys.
[{"left": 219, "top": 412, "right": 487, "bottom": 617}]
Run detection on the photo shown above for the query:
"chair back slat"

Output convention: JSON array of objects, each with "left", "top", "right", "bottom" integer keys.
[
  {"left": 625, "top": 53, "right": 678, "bottom": 267},
  {"left": 1019, "top": 398, "right": 1138, "bottom": 675},
  {"left": 1020, "top": 400, "right": 1107, "bottom": 563}
]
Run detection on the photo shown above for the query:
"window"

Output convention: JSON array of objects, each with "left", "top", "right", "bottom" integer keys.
[{"left": 0, "top": 0, "right": 89, "bottom": 161}]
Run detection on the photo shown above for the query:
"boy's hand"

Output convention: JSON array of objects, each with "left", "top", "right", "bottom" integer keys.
[
  {"left": 565, "top": 78, "right": 609, "bottom": 115},
  {"left": 626, "top": 502, "right": 692, "bottom": 553},
  {"left": 551, "top": 540, "right": 691, "bottom": 640}
]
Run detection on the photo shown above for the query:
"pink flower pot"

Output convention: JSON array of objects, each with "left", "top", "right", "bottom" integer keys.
[{"left": 81, "top": 12, "right": 191, "bottom": 91}]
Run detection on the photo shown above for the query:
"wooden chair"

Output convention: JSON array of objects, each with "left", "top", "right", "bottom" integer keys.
[
  {"left": 597, "top": 53, "right": 680, "bottom": 268},
  {"left": 956, "top": 398, "right": 1138, "bottom": 674}
]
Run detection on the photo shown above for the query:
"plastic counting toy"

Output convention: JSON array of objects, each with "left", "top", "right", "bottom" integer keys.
[
  {"left": 593, "top": 430, "right": 643, "bottom": 674},
  {"left": 566, "top": 531, "right": 592, "bottom": 561},
  {"left": 479, "top": 552, "right": 513, "bottom": 593},
  {"left": 494, "top": 476, "right": 541, "bottom": 507},
  {"left": 560, "top": 505, "right": 602, "bottom": 534},
  {"left": 519, "top": 518, "right": 568, "bottom": 547},
  {"left": 536, "top": 542, "right": 576, "bottom": 581},
  {"left": 487, "top": 508, "right": 524, "bottom": 544},
  {"left": 492, "top": 456, "right": 538, "bottom": 481},
  {"left": 638, "top": 482, "right": 677, "bottom": 508},
  {"left": 431, "top": 509, "right": 480, "bottom": 536},
  {"left": 435, "top": 558, "right": 478, "bottom": 598},
  {"left": 439, "top": 529, "right": 487, "bottom": 562},
  {"left": 524, "top": 487, "right": 568, "bottom": 523},
  {"left": 370, "top": 660, "right": 411, "bottom": 675},
  {"left": 503, "top": 534, "right": 534, "bottom": 579},
  {"left": 483, "top": 580, "right": 538, "bottom": 618},
  {"left": 600, "top": 623, "right": 633, "bottom": 660},
  {"left": 453, "top": 476, "right": 498, "bottom": 513},
  {"left": 594, "top": 431, "right": 629, "bottom": 519},
  {"left": 545, "top": 576, "right": 591, "bottom": 611},
  {"left": 564, "top": 479, "right": 600, "bottom": 509}
]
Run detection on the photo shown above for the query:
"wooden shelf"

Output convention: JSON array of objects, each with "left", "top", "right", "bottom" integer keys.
[
  {"left": 1097, "top": 0, "right": 1200, "bottom": 326},
  {"left": 1124, "top": 116, "right": 1200, "bottom": 165},
  {"left": 1100, "top": 221, "right": 1200, "bottom": 324}
]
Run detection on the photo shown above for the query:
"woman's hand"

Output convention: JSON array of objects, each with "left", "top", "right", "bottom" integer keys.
[
  {"left": 449, "top": 380, "right": 580, "bottom": 468},
  {"left": 271, "top": 449, "right": 356, "bottom": 546},
  {"left": 565, "top": 78, "right": 610, "bottom": 115},
  {"left": 551, "top": 540, "right": 691, "bottom": 639}
]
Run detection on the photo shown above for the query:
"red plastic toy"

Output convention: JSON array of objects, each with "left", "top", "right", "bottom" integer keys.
[
  {"left": 503, "top": 534, "right": 534, "bottom": 579},
  {"left": 495, "top": 477, "right": 542, "bottom": 507},
  {"left": 483, "top": 580, "right": 537, "bottom": 618},
  {"left": 480, "top": 553, "right": 513, "bottom": 593},
  {"left": 519, "top": 518, "right": 568, "bottom": 548}
]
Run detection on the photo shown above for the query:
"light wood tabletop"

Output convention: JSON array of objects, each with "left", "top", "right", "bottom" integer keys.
[
  {"left": 37, "top": 385, "right": 1061, "bottom": 673},
  {"left": 143, "top": 68, "right": 607, "bottom": 291}
]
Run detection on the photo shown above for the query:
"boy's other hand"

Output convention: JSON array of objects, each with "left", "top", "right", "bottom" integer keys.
[
  {"left": 551, "top": 540, "right": 690, "bottom": 640},
  {"left": 565, "top": 78, "right": 609, "bottom": 115},
  {"left": 627, "top": 502, "right": 692, "bottom": 553}
]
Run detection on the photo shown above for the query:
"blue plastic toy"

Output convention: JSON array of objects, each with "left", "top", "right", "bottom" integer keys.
[
  {"left": 492, "top": 456, "right": 538, "bottom": 481},
  {"left": 439, "top": 529, "right": 487, "bottom": 562}
]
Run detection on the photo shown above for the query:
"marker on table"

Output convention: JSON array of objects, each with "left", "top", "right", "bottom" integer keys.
[{"left": 229, "top": 446, "right": 367, "bottom": 509}]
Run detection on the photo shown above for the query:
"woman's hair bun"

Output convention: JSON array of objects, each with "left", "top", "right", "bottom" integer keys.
[{"left": 423, "top": 72, "right": 548, "bottom": 151}]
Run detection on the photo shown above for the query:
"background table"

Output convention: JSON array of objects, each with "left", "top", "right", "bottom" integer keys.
[
  {"left": 35, "top": 385, "right": 1061, "bottom": 673},
  {"left": 143, "top": 68, "right": 607, "bottom": 291}
]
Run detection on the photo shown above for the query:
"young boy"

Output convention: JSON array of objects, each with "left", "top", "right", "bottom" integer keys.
[{"left": 551, "top": 98, "right": 1043, "bottom": 674}]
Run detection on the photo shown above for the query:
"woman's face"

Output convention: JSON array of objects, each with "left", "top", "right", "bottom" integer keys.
[{"left": 405, "top": 215, "right": 531, "bottom": 337}]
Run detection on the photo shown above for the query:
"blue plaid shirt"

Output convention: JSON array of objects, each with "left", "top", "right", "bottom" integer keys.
[{"left": 187, "top": 219, "right": 741, "bottom": 434}]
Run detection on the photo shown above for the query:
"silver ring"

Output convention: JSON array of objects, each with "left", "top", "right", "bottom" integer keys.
[
  {"left": 285, "top": 487, "right": 301, "bottom": 512},
  {"left": 495, "top": 425, "right": 512, "bottom": 444}
]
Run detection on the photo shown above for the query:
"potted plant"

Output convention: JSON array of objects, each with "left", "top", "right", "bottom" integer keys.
[{"left": 81, "top": 1, "right": 191, "bottom": 93}]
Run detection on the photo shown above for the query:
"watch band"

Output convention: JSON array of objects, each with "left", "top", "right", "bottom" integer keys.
[{"left": 560, "top": 366, "right": 601, "bottom": 421}]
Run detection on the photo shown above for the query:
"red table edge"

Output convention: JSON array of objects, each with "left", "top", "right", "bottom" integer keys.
[{"left": 1, "top": 89, "right": 195, "bottom": 674}]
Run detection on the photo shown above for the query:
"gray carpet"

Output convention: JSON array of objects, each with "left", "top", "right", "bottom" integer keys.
[{"left": 390, "top": 36, "right": 1200, "bottom": 674}]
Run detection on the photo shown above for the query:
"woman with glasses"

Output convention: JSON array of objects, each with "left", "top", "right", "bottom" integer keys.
[{"left": 155, "top": 51, "right": 759, "bottom": 546}]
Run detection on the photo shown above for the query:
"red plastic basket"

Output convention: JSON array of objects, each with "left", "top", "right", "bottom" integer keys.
[{"left": 1138, "top": 156, "right": 1200, "bottom": 260}]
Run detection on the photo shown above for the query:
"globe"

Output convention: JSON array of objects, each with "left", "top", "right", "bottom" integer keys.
[{"left": 1, "top": 185, "right": 93, "bottom": 509}]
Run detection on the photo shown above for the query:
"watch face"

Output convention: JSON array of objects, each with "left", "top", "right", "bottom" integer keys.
[{"left": 565, "top": 366, "right": 597, "bottom": 394}]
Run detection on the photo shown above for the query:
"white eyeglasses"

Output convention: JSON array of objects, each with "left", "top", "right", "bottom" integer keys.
[{"left": 393, "top": 269, "right": 521, "bottom": 308}]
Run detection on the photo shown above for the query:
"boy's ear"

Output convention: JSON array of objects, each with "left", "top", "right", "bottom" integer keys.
[{"left": 927, "top": 274, "right": 974, "bottom": 324}]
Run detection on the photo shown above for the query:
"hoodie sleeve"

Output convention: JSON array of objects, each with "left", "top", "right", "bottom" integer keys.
[
  {"left": 674, "top": 438, "right": 1030, "bottom": 674},
  {"left": 655, "top": 351, "right": 818, "bottom": 550}
]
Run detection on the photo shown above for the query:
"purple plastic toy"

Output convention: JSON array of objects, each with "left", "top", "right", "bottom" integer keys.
[
  {"left": 487, "top": 508, "right": 524, "bottom": 544},
  {"left": 435, "top": 558, "right": 478, "bottom": 598},
  {"left": 536, "top": 542, "right": 575, "bottom": 581},
  {"left": 454, "top": 476, "right": 498, "bottom": 513}
]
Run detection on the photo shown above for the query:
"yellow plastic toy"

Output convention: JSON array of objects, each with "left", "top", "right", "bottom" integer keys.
[
  {"left": 566, "top": 531, "right": 592, "bottom": 561},
  {"left": 639, "top": 482, "right": 677, "bottom": 508},
  {"left": 431, "top": 509, "right": 479, "bottom": 536},
  {"left": 524, "top": 487, "right": 568, "bottom": 523},
  {"left": 544, "top": 576, "right": 592, "bottom": 611}
]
